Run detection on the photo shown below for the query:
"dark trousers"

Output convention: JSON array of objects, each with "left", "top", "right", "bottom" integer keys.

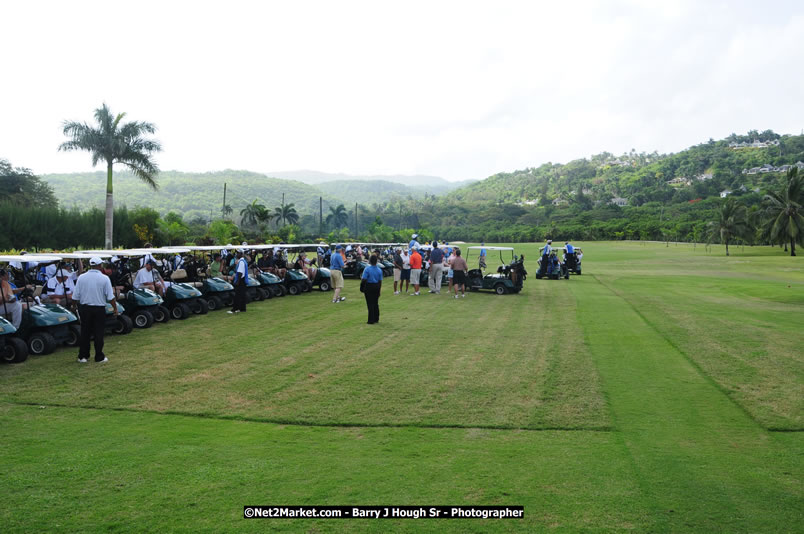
[
  {"left": 232, "top": 279, "right": 247, "bottom": 312},
  {"left": 78, "top": 305, "right": 106, "bottom": 361},
  {"left": 539, "top": 254, "right": 549, "bottom": 275},
  {"left": 364, "top": 282, "right": 380, "bottom": 324}
]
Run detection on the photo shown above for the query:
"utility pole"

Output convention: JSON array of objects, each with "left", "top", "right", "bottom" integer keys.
[
  {"left": 319, "top": 196, "right": 323, "bottom": 236},
  {"left": 355, "top": 202, "right": 358, "bottom": 238},
  {"left": 222, "top": 183, "right": 227, "bottom": 218}
]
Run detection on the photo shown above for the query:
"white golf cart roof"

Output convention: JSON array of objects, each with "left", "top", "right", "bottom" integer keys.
[
  {"left": 0, "top": 254, "right": 62, "bottom": 263},
  {"left": 467, "top": 246, "right": 514, "bottom": 251},
  {"left": 27, "top": 252, "right": 113, "bottom": 260}
]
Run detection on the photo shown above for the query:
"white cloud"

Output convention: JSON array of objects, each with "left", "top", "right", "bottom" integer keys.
[{"left": 1, "top": 0, "right": 802, "bottom": 182}]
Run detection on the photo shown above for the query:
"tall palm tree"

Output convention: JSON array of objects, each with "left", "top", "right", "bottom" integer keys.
[
  {"left": 222, "top": 204, "right": 233, "bottom": 218},
  {"left": 707, "top": 198, "right": 750, "bottom": 256},
  {"left": 760, "top": 168, "right": 803, "bottom": 256},
  {"left": 274, "top": 202, "right": 299, "bottom": 226},
  {"left": 240, "top": 199, "right": 268, "bottom": 227},
  {"left": 59, "top": 104, "right": 161, "bottom": 248},
  {"left": 326, "top": 204, "right": 349, "bottom": 229}
]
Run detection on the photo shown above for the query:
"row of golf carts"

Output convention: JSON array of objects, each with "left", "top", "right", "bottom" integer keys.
[
  {"left": 0, "top": 244, "right": 332, "bottom": 363},
  {"left": 0, "top": 243, "right": 530, "bottom": 364}
]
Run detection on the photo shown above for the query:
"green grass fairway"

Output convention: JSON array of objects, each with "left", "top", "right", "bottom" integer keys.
[{"left": 1, "top": 241, "right": 801, "bottom": 532}]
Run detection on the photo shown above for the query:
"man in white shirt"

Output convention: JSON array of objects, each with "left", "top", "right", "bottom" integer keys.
[
  {"left": 43, "top": 269, "right": 74, "bottom": 306},
  {"left": 133, "top": 261, "right": 165, "bottom": 296},
  {"left": 72, "top": 257, "right": 116, "bottom": 363}
]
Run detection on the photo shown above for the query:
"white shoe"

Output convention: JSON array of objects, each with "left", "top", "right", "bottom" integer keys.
[
  {"left": 428, "top": 290, "right": 435, "bottom": 293},
  {"left": 461, "top": 294, "right": 466, "bottom": 298},
  {"left": 339, "top": 297, "right": 346, "bottom": 302},
  {"left": 77, "top": 358, "right": 88, "bottom": 364},
  {"left": 394, "top": 291, "right": 399, "bottom": 295},
  {"left": 227, "top": 310, "right": 235, "bottom": 314},
  {"left": 414, "top": 292, "right": 420, "bottom": 296},
  {"left": 97, "top": 357, "right": 109, "bottom": 363},
  {"left": 454, "top": 295, "right": 459, "bottom": 299}
]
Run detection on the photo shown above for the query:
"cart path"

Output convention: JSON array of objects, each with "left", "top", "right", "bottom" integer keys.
[{"left": 570, "top": 275, "right": 802, "bottom": 533}]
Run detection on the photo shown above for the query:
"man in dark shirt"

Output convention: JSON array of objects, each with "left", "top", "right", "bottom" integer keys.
[{"left": 428, "top": 243, "right": 444, "bottom": 294}]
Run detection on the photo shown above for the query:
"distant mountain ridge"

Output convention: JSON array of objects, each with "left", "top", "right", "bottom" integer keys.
[{"left": 266, "top": 170, "right": 475, "bottom": 191}]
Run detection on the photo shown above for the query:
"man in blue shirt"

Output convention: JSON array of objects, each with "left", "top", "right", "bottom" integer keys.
[
  {"left": 361, "top": 255, "right": 383, "bottom": 324},
  {"left": 329, "top": 245, "right": 346, "bottom": 303},
  {"left": 479, "top": 241, "right": 487, "bottom": 270},
  {"left": 409, "top": 233, "right": 421, "bottom": 254},
  {"left": 539, "top": 239, "right": 553, "bottom": 276},
  {"left": 565, "top": 241, "right": 574, "bottom": 254},
  {"left": 228, "top": 251, "right": 249, "bottom": 314}
]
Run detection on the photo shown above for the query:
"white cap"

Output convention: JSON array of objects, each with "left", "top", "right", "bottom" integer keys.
[
  {"left": 89, "top": 256, "right": 104, "bottom": 266},
  {"left": 111, "top": 256, "right": 119, "bottom": 262},
  {"left": 241, "top": 241, "right": 248, "bottom": 246},
  {"left": 412, "top": 233, "right": 418, "bottom": 239}
]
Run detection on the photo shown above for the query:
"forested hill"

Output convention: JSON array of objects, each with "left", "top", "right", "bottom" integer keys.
[
  {"left": 448, "top": 131, "right": 804, "bottom": 207},
  {"left": 43, "top": 170, "right": 344, "bottom": 221},
  {"left": 266, "top": 169, "right": 472, "bottom": 192}
]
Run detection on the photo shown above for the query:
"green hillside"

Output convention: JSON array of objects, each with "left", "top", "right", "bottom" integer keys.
[{"left": 43, "top": 169, "right": 342, "bottom": 222}]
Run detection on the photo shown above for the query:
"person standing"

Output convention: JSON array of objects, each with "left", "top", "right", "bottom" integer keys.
[
  {"left": 539, "top": 239, "right": 553, "bottom": 277},
  {"left": 479, "top": 241, "right": 487, "bottom": 270},
  {"left": 361, "top": 255, "right": 383, "bottom": 324},
  {"left": 408, "top": 247, "right": 422, "bottom": 296},
  {"left": 329, "top": 245, "right": 346, "bottom": 303},
  {"left": 72, "top": 257, "right": 117, "bottom": 363},
  {"left": 451, "top": 248, "right": 468, "bottom": 298},
  {"left": 228, "top": 251, "right": 248, "bottom": 314},
  {"left": 428, "top": 242, "right": 444, "bottom": 294},
  {"left": 446, "top": 247, "right": 456, "bottom": 295},
  {"left": 399, "top": 248, "right": 411, "bottom": 294},
  {"left": 392, "top": 247, "right": 404, "bottom": 295}
]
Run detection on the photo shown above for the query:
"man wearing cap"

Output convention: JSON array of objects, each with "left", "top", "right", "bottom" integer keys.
[
  {"left": 408, "top": 247, "right": 423, "bottom": 295},
  {"left": 409, "top": 233, "right": 421, "bottom": 254},
  {"left": 329, "top": 245, "right": 346, "bottom": 303},
  {"left": 43, "top": 265, "right": 75, "bottom": 306},
  {"left": 228, "top": 251, "right": 249, "bottom": 314},
  {"left": 392, "top": 247, "right": 404, "bottom": 295},
  {"left": 72, "top": 257, "right": 117, "bottom": 363},
  {"left": 133, "top": 261, "right": 166, "bottom": 297}
]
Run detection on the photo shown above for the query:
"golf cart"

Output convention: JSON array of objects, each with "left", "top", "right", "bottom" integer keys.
[
  {"left": 563, "top": 246, "right": 582, "bottom": 275},
  {"left": 0, "top": 316, "right": 27, "bottom": 363},
  {"left": 82, "top": 249, "right": 171, "bottom": 328},
  {"left": 29, "top": 252, "right": 134, "bottom": 338},
  {"left": 182, "top": 246, "right": 236, "bottom": 310},
  {"left": 465, "top": 246, "right": 526, "bottom": 294},
  {"left": 127, "top": 248, "right": 208, "bottom": 319},
  {"left": 336, "top": 244, "right": 370, "bottom": 279},
  {"left": 415, "top": 245, "right": 450, "bottom": 288},
  {"left": 0, "top": 254, "right": 80, "bottom": 355},
  {"left": 287, "top": 244, "right": 332, "bottom": 292},
  {"left": 535, "top": 247, "right": 568, "bottom": 280}
]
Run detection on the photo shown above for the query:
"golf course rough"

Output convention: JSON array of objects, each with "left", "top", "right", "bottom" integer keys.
[{"left": 0, "top": 241, "right": 801, "bottom": 533}]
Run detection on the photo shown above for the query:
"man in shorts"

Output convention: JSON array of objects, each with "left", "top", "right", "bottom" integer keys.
[
  {"left": 329, "top": 245, "right": 346, "bottom": 303},
  {"left": 409, "top": 248, "right": 422, "bottom": 296},
  {"left": 392, "top": 248, "right": 404, "bottom": 295}
]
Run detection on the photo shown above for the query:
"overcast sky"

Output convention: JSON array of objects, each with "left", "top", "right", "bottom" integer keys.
[{"left": 3, "top": 0, "right": 803, "bottom": 182}]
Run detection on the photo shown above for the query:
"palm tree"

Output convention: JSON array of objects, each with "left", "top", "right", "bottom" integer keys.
[
  {"left": 326, "top": 204, "right": 349, "bottom": 229},
  {"left": 707, "top": 198, "right": 751, "bottom": 256},
  {"left": 222, "top": 204, "right": 233, "bottom": 218},
  {"left": 760, "top": 168, "right": 803, "bottom": 256},
  {"left": 59, "top": 103, "right": 161, "bottom": 248},
  {"left": 240, "top": 199, "right": 268, "bottom": 227},
  {"left": 274, "top": 202, "right": 299, "bottom": 226}
]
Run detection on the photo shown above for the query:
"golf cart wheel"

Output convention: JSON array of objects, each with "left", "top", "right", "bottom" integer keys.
[
  {"left": 256, "top": 288, "right": 267, "bottom": 301},
  {"left": 207, "top": 296, "right": 224, "bottom": 311},
  {"left": 319, "top": 281, "right": 330, "bottom": 292},
  {"left": 2, "top": 337, "right": 28, "bottom": 363},
  {"left": 191, "top": 299, "right": 209, "bottom": 315},
  {"left": 112, "top": 314, "right": 134, "bottom": 335},
  {"left": 577, "top": 270, "right": 581, "bottom": 275},
  {"left": 494, "top": 284, "right": 507, "bottom": 295},
  {"left": 279, "top": 285, "right": 288, "bottom": 297},
  {"left": 171, "top": 304, "right": 191, "bottom": 320},
  {"left": 154, "top": 305, "right": 170, "bottom": 323},
  {"left": 65, "top": 324, "right": 81, "bottom": 346},
  {"left": 28, "top": 332, "right": 57, "bottom": 355},
  {"left": 287, "top": 284, "right": 300, "bottom": 296},
  {"left": 133, "top": 310, "right": 154, "bottom": 329},
  {"left": 223, "top": 293, "right": 234, "bottom": 307},
  {"left": 306, "top": 281, "right": 313, "bottom": 292},
  {"left": 262, "top": 287, "right": 273, "bottom": 299}
]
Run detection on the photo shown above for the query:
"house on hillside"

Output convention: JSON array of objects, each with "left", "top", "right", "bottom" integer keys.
[
  {"left": 667, "top": 177, "right": 690, "bottom": 186},
  {"left": 609, "top": 196, "right": 628, "bottom": 207},
  {"left": 720, "top": 189, "right": 732, "bottom": 198},
  {"left": 695, "top": 173, "right": 713, "bottom": 181},
  {"left": 797, "top": 161, "right": 804, "bottom": 170},
  {"left": 552, "top": 198, "right": 569, "bottom": 206},
  {"left": 759, "top": 164, "right": 775, "bottom": 173}
]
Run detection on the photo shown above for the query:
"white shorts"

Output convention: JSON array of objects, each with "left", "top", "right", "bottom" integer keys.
[
  {"left": 410, "top": 269, "right": 421, "bottom": 285},
  {"left": 393, "top": 268, "right": 401, "bottom": 281}
]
